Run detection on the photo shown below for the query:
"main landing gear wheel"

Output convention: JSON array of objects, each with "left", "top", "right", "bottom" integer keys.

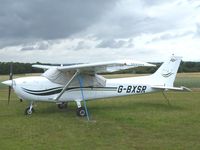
[
  {"left": 25, "top": 107, "right": 35, "bottom": 115},
  {"left": 57, "top": 102, "right": 68, "bottom": 109},
  {"left": 76, "top": 107, "right": 86, "bottom": 117}
]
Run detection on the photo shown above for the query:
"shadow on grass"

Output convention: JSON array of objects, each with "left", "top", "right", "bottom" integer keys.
[
  {"left": 33, "top": 101, "right": 184, "bottom": 117},
  {"left": 36, "top": 103, "right": 77, "bottom": 115}
]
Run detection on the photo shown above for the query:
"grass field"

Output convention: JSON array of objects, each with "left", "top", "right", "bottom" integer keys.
[{"left": 0, "top": 73, "right": 200, "bottom": 150}]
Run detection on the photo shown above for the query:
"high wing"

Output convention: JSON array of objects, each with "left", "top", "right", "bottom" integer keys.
[
  {"left": 32, "top": 59, "right": 155, "bottom": 74},
  {"left": 32, "top": 59, "right": 155, "bottom": 86}
]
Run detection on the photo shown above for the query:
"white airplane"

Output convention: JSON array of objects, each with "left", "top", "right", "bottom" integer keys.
[{"left": 2, "top": 55, "right": 189, "bottom": 117}]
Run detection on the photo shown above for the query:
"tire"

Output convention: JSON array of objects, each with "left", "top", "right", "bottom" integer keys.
[
  {"left": 76, "top": 107, "right": 86, "bottom": 117},
  {"left": 25, "top": 107, "right": 34, "bottom": 115},
  {"left": 57, "top": 102, "right": 68, "bottom": 109}
]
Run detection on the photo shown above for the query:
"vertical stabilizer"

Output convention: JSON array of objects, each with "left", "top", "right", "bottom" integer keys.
[{"left": 150, "top": 55, "right": 182, "bottom": 87}]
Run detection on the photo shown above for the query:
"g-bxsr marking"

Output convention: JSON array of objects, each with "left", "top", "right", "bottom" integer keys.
[{"left": 117, "top": 85, "right": 147, "bottom": 93}]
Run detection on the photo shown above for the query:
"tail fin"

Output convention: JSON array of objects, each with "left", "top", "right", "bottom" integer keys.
[{"left": 150, "top": 55, "right": 182, "bottom": 87}]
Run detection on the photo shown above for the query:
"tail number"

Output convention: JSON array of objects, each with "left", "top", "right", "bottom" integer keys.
[{"left": 117, "top": 85, "right": 147, "bottom": 93}]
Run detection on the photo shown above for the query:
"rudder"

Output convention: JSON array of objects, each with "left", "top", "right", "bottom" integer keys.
[{"left": 150, "top": 55, "right": 182, "bottom": 87}]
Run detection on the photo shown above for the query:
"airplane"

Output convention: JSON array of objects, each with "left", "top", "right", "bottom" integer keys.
[{"left": 2, "top": 55, "right": 190, "bottom": 118}]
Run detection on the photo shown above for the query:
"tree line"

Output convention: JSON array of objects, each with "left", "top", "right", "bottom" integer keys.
[
  {"left": 121, "top": 61, "right": 200, "bottom": 74},
  {"left": 0, "top": 62, "right": 43, "bottom": 75},
  {"left": 0, "top": 61, "right": 200, "bottom": 75}
]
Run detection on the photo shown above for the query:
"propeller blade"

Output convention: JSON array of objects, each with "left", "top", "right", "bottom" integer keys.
[
  {"left": 8, "top": 63, "right": 13, "bottom": 105},
  {"left": 9, "top": 63, "right": 13, "bottom": 80},
  {"left": 8, "top": 86, "right": 11, "bottom": 104}
]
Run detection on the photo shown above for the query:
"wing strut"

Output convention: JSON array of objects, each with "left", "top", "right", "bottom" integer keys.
[
  {"left": 54, "top": 70, "right": 90, "bottom": 120},
  {"left": 78, "top": 75, "right": 90, "bottom": 121},
  {"left": 54, "top": 70, "right": 80, "bottom": 101}
]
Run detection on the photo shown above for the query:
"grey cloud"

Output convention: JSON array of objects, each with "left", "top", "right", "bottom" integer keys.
[
  {"left": 37, "top": 42, "right": 49, "bottom": 50},
  {"left": 149, "top": 33, "right": 179, "bottom": 43},
  {"left": 73, "top": 41, "right": 90, "bottom": 50},
  {"left": 126, "top": 39, "right": 134, "bottom": 48},
  {"left": 0, "top": 0, "right": 115, "bottom": 48},
  {"left": 196, "top": 23, "right": 200, "bottom": 36},
  {"left": 0, "top": 38, "right": 33, "bottom": 48},
  {"left": 148, "top": 31, "right": 195, "bottom": 43},
  {"left": 91, "top": 15, "right": 179, "bottom": 39},
  {"left": 97, "top": 39, "right": 133, "bottom": 49},
  {"left": 0, "top": 0, "right": 179, "bottom": 49},
  {"left": 97, "top": 39, "right": 123, "bottom": 48},
  {"left": 142, "top": 0, "right": 173, "bottom": 6},
  {"left": 20, "top": 46, "right": 36, "bottom": 51},
  {"left": 20, "top": 42, "right": 49, "bottom": 51},
  {"left": 87, "top": 0, "right": 195, "bottom": 39}
]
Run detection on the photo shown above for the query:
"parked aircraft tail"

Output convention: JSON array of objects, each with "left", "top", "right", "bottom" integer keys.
[{"left": 150, "top": 55, "right": 182, "bottom": 87}]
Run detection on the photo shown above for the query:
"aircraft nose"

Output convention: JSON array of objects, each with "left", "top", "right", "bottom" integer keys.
[{"left": 2, "top": 80, "right": 12, "bottom": 86}]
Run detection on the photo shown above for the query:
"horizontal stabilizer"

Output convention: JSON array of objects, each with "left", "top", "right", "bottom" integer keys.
[
  {"left": 180, "top": 86, "right": 192, "bottom": 92},
  {"left": 151, "top": 85, "right": 192, "bottom": 91}
]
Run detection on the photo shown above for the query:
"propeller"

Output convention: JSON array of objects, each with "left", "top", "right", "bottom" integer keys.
[{"left": 8, "top": 63, "right": 13, "bottom": 104}]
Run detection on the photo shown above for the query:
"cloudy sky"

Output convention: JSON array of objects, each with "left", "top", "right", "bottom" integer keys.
[{"left": 0, "top": 0, "right": 200, "bottom": 63}]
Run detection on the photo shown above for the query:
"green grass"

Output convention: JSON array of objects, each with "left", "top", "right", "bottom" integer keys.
[
  {"left": 175, "top": 73, "right": 200, "bottom": 88},
  {"left": 0, "top": 73, "right": 200, "bottom": 149}
]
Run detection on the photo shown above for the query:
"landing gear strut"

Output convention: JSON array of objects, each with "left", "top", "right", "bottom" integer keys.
[
  {"left": 75, "top": 100, "right": 86, "bottom": 117},
  {"left": 25, "top": 102, "right": 34, "bottom": 115}
]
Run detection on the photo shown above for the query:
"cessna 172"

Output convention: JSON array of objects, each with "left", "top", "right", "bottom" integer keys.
[{"left": 2, "top": 55, "right": 189, "bottom": 118}]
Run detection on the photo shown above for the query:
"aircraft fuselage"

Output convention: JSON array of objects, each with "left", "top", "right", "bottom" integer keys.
[{"left": 10, "top": 76, "right": 155, "bottom": 103}]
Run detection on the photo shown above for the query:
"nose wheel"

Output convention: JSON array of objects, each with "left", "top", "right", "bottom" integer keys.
[{"left": 25, "top": 102, "right": 34, "bottom": 115}]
